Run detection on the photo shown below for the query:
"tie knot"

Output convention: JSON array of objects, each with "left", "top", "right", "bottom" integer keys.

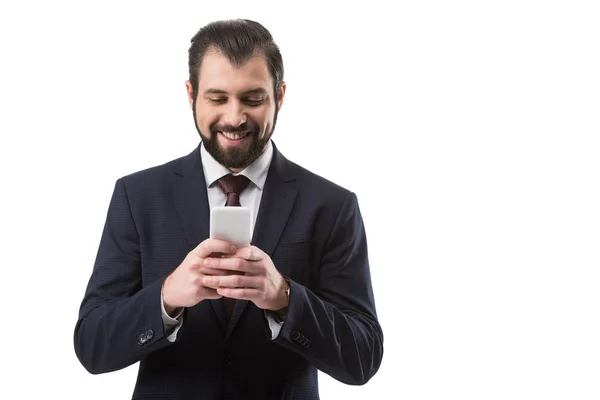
[{"left": 217, "top": 174, "right": 250, "bottom": 206}]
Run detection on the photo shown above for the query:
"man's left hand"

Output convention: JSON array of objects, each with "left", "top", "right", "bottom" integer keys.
[{"left": 202, "top": 246, "right": 289, "bottom": 311}]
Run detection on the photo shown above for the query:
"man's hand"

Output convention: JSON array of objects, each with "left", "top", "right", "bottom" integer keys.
[
  {"left": 202, "top": 246, "right": 289, "bottom": 311},
  {"left": 162, "top": 239, "right": 238, "bottom": 315}
]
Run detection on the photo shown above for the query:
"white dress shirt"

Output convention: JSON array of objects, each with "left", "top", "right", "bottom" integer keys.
[{"left": 161, "top": 140, "right": 284, "bottom": 341}]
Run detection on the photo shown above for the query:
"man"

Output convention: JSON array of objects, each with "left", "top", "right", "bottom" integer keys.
[{"left": 74, "top": 19, "right": 383, "bottom": 399}]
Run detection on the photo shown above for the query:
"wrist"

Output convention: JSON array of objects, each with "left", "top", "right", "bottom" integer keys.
[
  {"left": 277, "top": 277, "right": 290, "bottom": 311},
  {"left": 164, "top": 302, "right": 180, "bottom": 317},
  {"left": 162, "top": 276, "right": 180, "bottom": 316}
]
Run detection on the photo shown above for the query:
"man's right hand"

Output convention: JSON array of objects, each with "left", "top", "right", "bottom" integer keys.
[{"left": 162, "top": 239, "right": 237, "bottom": 315}]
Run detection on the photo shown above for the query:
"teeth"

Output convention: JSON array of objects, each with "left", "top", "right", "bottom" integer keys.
[{"left": 221, "top": 131, "right": 249, "bottom": 140}]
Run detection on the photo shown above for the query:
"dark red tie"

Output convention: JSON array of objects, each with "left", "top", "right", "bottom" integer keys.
[
  {"left": 217, "top": 174, "right": 250, "bottom": 207},
  {"left": 215, "top": 174, "right": 250, "bottom": 320}
]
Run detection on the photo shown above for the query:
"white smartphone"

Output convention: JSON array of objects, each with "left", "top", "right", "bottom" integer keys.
[{"left": 209, "top": 206, "right": 252, "bottom": 248}]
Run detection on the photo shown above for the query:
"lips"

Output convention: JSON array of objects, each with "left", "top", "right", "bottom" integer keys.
[{"left": 219, "top": 131, "right": 251, "bottom": 141}]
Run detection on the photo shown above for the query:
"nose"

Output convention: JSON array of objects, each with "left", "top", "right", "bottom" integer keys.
[{"left": 222, "top": 100, "right": 247, "bottom": 128}]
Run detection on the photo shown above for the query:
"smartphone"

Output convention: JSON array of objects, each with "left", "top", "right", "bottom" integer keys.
[{"left": 209, "top": 206, "right": 252, "bottom": 248}]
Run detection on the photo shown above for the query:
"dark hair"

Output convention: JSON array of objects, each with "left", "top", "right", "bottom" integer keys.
[{"left": 188, "top": 19, "right": 284, "bottom": 98}]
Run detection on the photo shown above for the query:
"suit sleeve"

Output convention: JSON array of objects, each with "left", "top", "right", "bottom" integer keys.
[
  {"left": 73, "top": 178, "right": 177, "bottom": 374},
  {"left": 272, "top": 192, "right": 384, "bottom": 385}
]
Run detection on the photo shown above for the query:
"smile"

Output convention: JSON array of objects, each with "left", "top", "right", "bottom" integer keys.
[{"left": 219, "top": 131, "right": 250, "bottom": 141}]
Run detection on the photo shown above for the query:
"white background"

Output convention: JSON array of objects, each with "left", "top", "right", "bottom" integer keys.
[{"left": 1, "top": 1, "right": 599, "bottom": 399}]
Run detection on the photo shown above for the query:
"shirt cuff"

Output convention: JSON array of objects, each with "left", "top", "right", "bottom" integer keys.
[
  {"left": 161, "top": 294, "right": 184, "bottom": 342},
  {"left": 264, "top": 310, "right": 286, "bottom": 340}
]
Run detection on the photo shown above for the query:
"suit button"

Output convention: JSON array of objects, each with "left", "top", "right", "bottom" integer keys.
[
  {"left": 291, "top": 330, "right": 310, "bottom": 347},
  {"left": 222, "top": 354, "right": 232, "bottom": 367},
  {"left": 137, "top": 329, "right": 154, "bottom": 345}
]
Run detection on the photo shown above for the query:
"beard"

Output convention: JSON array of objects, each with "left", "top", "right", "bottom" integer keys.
[{"left": 192, "top": 100, "right": 279, "bottom": 170}]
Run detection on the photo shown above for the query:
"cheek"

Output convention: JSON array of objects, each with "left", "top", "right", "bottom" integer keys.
[
  {"left": 252, "top": 109, "right": 274, "bottom": 131},
  {"left": 195, "top": 107, "right": 218, "bottom": 129}
]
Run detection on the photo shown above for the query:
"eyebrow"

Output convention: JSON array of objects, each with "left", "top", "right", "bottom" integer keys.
[{"left": 203, "top": 88, "right": 268, "bottom": 96}]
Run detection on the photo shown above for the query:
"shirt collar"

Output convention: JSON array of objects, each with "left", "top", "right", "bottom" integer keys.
[{"left": 200, "top": 140, "right": 273, "bottom": 191}]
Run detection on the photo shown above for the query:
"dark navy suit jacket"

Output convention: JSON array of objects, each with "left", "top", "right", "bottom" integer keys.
[{"left": 74, "top": 141, "right": 383, "bottom": 399}]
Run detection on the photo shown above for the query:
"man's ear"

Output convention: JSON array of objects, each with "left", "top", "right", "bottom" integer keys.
[
  {"left": 277, "top": 81, "right": 287, "bottom": 110},
  {"left": 185, "top": 81, "right": 195, "bottom": 108}
]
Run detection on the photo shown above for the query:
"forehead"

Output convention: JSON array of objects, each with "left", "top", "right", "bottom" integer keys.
[{"left": 198, "top": 50, "right": 273, "bottom": 94}]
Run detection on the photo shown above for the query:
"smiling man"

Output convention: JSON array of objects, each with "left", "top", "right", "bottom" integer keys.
[
  {"left": 190, "top": 48, "right": 282, "bottom": 172},
  {"left": 74, "top": 19, "right": 383, "bottom": 399}
]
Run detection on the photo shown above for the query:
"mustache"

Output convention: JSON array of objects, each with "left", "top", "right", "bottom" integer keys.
[{"left": 210, "top": 121, "right": 259, "bottom": 135}]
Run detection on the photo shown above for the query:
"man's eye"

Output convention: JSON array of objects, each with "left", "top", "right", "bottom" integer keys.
[
  {"left": 244, "top": 98, "right": 263, "bottom": 106},
  {"left": 209, "top": 98, "right": 226, "bottom": 104}
]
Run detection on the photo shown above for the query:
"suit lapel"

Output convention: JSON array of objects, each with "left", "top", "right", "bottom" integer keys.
[
  {"left": 172, "top": 144, "right": 228, "bottom": 333},
  {"left": 225, "top": 144, "right": 298, "bottom": 340}
]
